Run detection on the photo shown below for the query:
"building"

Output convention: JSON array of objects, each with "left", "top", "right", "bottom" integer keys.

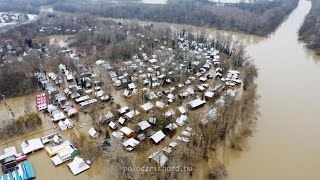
[
  {"left": 122, "top": 138, "right": 140, "bottom": 151},
  {"left": 187, "top": 98, "right": 206, "bottom": 110},
  {"left": 68, "top": 156, "right": 90, "bottom": 175},
  {"left": 150, "top": 130, "right": 166, "bottom": 144}
]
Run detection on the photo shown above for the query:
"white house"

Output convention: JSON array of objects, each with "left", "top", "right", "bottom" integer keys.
[
  {"left": 187, "top": 98, "right": 206, "bottom": 109},
  {"left": 122, "top": 138, "right": 140, "bottom": 151},
  {"left": 150, "top": 130, "right": 166, "bottom": 144},
  {"left": 68, "top": 156, "right": 90, "bottom": 175}
]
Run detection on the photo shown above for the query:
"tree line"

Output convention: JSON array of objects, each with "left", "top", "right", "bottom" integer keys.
[
  {"left": 52, "top": 0, "right": 298, "bottom": 36},
  {"left": 299, "top": 0, "right": 320, "bottom": 55}
]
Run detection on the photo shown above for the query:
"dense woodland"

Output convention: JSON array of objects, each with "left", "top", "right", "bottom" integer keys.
[
  {"left": 0, "top": 0, "right": 298, "bottom": 36},
  {"left": 299, "top": 0, "right": 320, "bottom": 55},
  {"left": 52, "top": 0, "right": 299, "bottom": 36}
]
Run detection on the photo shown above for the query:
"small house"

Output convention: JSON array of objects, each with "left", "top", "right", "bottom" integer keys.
[
  {"left": 108, "top": 121, "right": 118, "bottom": 130},
  {"left": 176, "top": 115, "right": 188, "bottom": 126},
  {"left": 187, "top": 98, "right": 206, "bottom": 110},
  {"left": 120, "top": 127, "right": 135, "bottom": 138},
  {"left": 67, "top": 156, "right": 90, "bottom": 175},
  {"left": 177, "top": 106, "right": 186, "bottom": 115},
  {"left": 137, "top": 121, "right": 151, "bottom": 131},
  {"left": 140, "top": 102, "right": 154, "bottom": 112},
  {"left": 88, "top": 128, "right": 99, "bottom": 139},
  {"left": 112, "top": 131, "right": 124, "bottom": 141},
  {"left": 148, "top": 151, "right": 168, "bottom": 167},
  {"left": 150, "top": 130, "right": 166, "bottom": 144},
  {"left": 122, "top": 138, "right": 140, "bottom": 152}
]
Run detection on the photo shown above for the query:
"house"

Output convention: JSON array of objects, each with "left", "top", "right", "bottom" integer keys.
[
  {"left": 165, "top": 109, "right": 175, "bottom": 118},
  {"left": 125, "top": 110, "right": 140, "bottom": 119},
  {"left": 51, "top": 110, "right": 66, "bottom": 122},
  {"left": 67, "top": 156, "right": 90, "bottom": 175},
  {"left": 148, "top": 116, "right": 157, "bottom": 125},
  {"left": 51, "top": 144, "right": 79, "bottom": 166},
  {"left": 108, "top": 121, "right": 118, "bottom": 130},
  {"left": 165, "top": 123, "right": 178, "bottom": 131},
  {"left": 45, "top": 141, "right": 71, "bottom": 157},
  {"left": 104, "top": 111, "right": 115, "bottom": 123},
  {"left": 112, "top": 131, "right": 124, "bottom": 140},
  {"left": 177, "top": 106, "right": 186, "bottom": 115},
  {"left": 21, "top": 139, "right": 44, "bottom": 155},
  {"left": 120, "top": 127, "right": 135, "bottom": 138},
  {"left": 140, "top": 102, "right": 154, "bottom": 112},
  {"left": 75, "top": 95, "right": 90, "bottom": 103},
  {"left": 0, "top": 147, "right": 17, "bottom": 162},
  {"left": 137, "top": 121, "right": 151, "bottom": 131},
  {"left": 186, "top": 88, "right": 195, "bottom": 95},
  {"left": 67, "top": 108, "right": 78, "bottom": 117},
  {"left": 199, "top": 77, "right": 207, "bottom": 82},
  {"left": 187, "top": 98, "right": 206, "bottom": 110},
  {"left": 169, "top": 142, "right": 178, "bottom": 148},
  {"left": 122, "top": 138, "right": 140, "bottom": 151},
  {"left": 58, "top": 119, "right": 73, "bottom": 131},
  {"left": 148, "top": 151, "right": 168, "bottom": 167},
  {"left": 118, "top": 117, "right": 126, "bottom": 125},
  {"left": 177, "top": 136, "right": 189, "bottom": 143},
  {"left": 176, "top": 115, "right": 188, "bottom": 126},
  {"left": 127, "top": 83, "right": 136, "bottom": 91},
  {"left": 100, "top": 95, "right": 110, "bottom": 102},
  {"left": 205, "top": 91, "right": 215, "bottom": 100},
  {"left": 47, "top": 104, "right": 58, "bottom": 114},
  {"left": 88, "top": 128, "right": 99, "bottom": 139},
  {"left": 167, "top": 94, "right": 175, "bottom": 103},
  {"left": 155, "top": 101, "right": 166, "bottom": 109},
  {"left": 150, "top": 130, "right": 166, "bottom": 144}
]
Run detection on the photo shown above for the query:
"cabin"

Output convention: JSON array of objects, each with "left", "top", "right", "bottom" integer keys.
[
  {"left": 125, "top": 110, "right": 140, "bottom": 120},
  {"left": 148, "top": 116, "right": 157, "bottom": 125},
  {"left": 21, "top": 139, "right": 44, "bottom": 155},
  {"left": 176, "top": 115, "right": 188, "bottom": 126},
  {"left": 204, "top": 91, "right": 215, "bottom": 100},
  {"left": 148, "top": 151, "right": 168, "bottom": 167},
  {"left": 112, "top": 131, "right": 124, "bottom": 141},
  {"left": 118, "top": 117, "right": 126, "bottom": 126},
  {"left": 51, "top": 144, "right": 79, "bottom": 166},
  {"left": 140, "top": 102, "right": 154, "bottom": 112},
  {"left": 67, "top": 108, "right": 78, "bottom": 117},
  {"left": 104, "top": 111, "right": 115, "bottom": 123},
  {"left": 51, "top": 110, "right": 66, "bottom": 122},
  {"left": 45, "top": 141, "right": 71, "bottom": 157},
  {"left": 177, "top": 136, "right": 189, "bottom": 143},
  {"left": 137, "top": 121, "right": 151, "bottom": 131},
  {"left": 118, "top": 106, "right": 129, "bottom": 115},
  {"left": 187, "top": 98, "right": 206, "bottom": 110},
  {"left": 120, "top": 127, "right": 135, "bottom": 138},
  {"left": 58, "top": 119, "right": 73, "bottom": 131},
  {"left": 108, "top": 121, "right": 118, "bottom": 130},
  {"left": 177, "top": 106, "right": 187, "bottom": 115},
  {"left": 88, "top": 128, "right": 99, "bottom": 139},
  {"left": 67, "top": 156, "right": 90, "bottom": 175},
  {"left": 122, "top": 138, "right": 140, "bottom": 152},
  {"left": 155, "top": 101, "right": 166, "bottom": 109},
  {"left": 150, "top": 130, "right": 166, "bottom": 144}
]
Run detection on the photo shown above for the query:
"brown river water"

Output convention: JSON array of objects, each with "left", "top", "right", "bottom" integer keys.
[{"left": 1, "top": 0, "right": 320, "bottom": 179}]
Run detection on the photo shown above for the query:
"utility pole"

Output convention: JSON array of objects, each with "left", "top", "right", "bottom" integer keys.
[{"left": 0, "top": 93, "right": 15, "bottom": 118}]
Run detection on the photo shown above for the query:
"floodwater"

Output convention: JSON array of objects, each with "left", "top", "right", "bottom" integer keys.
[{"left": 223, "top": 0, "right": 320, "bottom": 179}]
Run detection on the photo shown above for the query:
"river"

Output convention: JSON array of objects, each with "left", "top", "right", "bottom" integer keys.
[{"left": 224, "top": 0, "right": 320, "bottom": 179}]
